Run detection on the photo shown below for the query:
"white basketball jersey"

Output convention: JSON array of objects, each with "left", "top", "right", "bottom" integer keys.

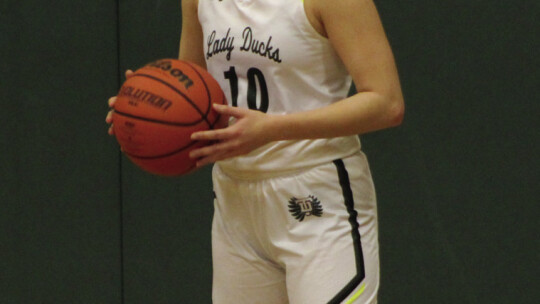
[{"left": 198, "top": 0, "right": 362, "bottom": 177}]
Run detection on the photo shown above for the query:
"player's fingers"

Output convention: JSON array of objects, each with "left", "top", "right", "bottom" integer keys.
[
  {"left": 213, "top": 103, "right": 248, "bottom": 118},
  {"left": 125, "top": 69, "right": 134, "bottom": 78},
  {"left": 105, "top": 111, "right": 113, "bottom": 124},
  {"left": 195, "top": 149, "right": 242, "bottom": 167},
  {"left": 195, "top": 150, "right": 232, "bottom": 167},
  {"left": 194, "top": 153, "right": 220, "bottom": 167},
  {"left": 191, "top": 127, "right": 236, "bottom": 141},
  {"left": 189, "top": 140, "right": 236, "bottom": 160},
  {"left": 108, "top": 96, "right": 117, "bottom": 107},
  {"left": 108, "top": 123, "right": 115, "bottom": 136}
]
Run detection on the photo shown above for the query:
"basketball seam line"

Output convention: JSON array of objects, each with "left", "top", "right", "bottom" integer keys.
[
  {"left": 113, "top": 109, "right": 204, "bottom": 127},
  {"left": 123, "top": 139, "right": 201, "bottom": 159},
  {"left": 181, "top": 62, "right": 214, "bottom": 128}
]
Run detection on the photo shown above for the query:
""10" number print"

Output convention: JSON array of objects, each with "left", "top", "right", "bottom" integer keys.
[{"left": 224, "top": 66, "right": 269, "bottom": 113}]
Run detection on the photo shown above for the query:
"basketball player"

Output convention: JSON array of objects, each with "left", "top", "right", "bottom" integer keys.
[{"left": 107, "top": 0, "right": 403, "bottom": 303}]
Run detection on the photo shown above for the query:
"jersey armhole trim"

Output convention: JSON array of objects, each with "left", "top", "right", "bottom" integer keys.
[{"left": 297, "top": 0, "right": 329, "bottom": 42}]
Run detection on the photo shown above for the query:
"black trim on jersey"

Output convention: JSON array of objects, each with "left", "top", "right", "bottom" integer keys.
[{"left": 328, "top": 159, "right": 366, "bottom": 304}]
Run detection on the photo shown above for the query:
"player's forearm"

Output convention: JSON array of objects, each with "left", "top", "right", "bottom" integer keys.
[{"left": 266, "top": 91, "right": 404, "bottom": 141}]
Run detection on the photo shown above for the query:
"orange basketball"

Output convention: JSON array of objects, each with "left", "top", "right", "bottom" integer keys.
[{"left": 112, "top": 59, "right": 227, "bottom": 176}]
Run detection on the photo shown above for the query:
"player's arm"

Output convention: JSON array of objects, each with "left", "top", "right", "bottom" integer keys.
[
  {"left": 179, "top": 0, "right": 206, "bottom": 68},
  {"left": 268, "top": 0, "right": 404, "bottom": 139}
]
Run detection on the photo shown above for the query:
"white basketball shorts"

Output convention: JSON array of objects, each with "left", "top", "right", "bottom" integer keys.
[{"left": 211, "top": 152, "right": 379, "bottom": 304}]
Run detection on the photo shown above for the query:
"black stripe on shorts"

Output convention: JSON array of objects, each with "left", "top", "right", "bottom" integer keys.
[{"left": 328, "top": 159, "right": 366, "bottom": 304}]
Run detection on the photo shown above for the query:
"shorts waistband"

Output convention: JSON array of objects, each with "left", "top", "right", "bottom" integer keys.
[
  {"left": 213, "top": 151, "right": 363, "bottom": 181},
  {"left": 213, "top": 162, "right": 320, "bottom": 181}
]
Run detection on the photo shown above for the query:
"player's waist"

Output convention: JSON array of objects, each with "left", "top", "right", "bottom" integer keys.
[{"left": 215, "top": 137, "right": 361, "bottom": 180}]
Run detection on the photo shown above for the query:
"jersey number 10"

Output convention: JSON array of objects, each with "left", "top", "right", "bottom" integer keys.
[{"left": 224, "top": 66, "right": 269, "bottom": 113}]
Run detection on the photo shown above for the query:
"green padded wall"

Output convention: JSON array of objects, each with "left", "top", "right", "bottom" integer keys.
[
  {"left": 369, "top": 1, "right": 539, "bottom": 303},
  {"left": 0, "top": 0, "right": 121, "bottom": 302}
]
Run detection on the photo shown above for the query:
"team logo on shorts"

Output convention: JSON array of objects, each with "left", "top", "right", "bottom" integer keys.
[{"left": 288, "top": 195, "right": 323, "bottom": 222}]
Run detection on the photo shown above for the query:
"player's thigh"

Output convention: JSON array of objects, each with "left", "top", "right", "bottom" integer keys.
[
  {"left": 285, "top": 236, "right": 379, "bottom": 304},
  {"left": 211, "top": 223, "right": 289, "bottom": 304},
  {"left": 283, "top": 155, "right": 379, "bottom": 303},
  {"left": 211, "top": 168, "right": 289, "bottom": 304}
]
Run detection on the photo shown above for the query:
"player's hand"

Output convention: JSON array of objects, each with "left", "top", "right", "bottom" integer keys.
[
  {"left": 106, "top": 69, "right": 134, "bottom": 135},
  {"left": 189, "top": 104, "right": 274, "bottom": 167}
]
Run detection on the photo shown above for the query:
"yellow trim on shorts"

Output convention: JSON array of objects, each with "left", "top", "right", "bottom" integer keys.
[{"left": 345, "top": 283, "right": 366, "bottom": 304}]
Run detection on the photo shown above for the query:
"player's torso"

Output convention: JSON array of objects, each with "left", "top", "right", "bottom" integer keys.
[
  {"left": 199, "top": 0, "right": 352, "bottom": 114},
  {"left": 198, "top": 0, "right": 361, "bottom": 177}
]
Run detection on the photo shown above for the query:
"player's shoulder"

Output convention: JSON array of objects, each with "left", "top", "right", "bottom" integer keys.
[
  {"left": 309, "top": 0, "right": 378, "bottom": 32},
  {"left": 312, "top": 0, "right": 375, "bottom": 16},
  {"left": 304, "top": 0, "right": 372, "bottom": 35}
]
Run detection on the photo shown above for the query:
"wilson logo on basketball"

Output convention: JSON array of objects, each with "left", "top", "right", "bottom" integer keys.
[
  {"left": 118, "top": 86, "right": 173, "bottom": 111},
  {"left": 147, "top": 60, "right": 194, "bottom": 89}
]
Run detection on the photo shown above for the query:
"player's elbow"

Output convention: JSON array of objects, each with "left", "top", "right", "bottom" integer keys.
[{"left": 385, "top": 94, "right": 405, "bottom": 127}]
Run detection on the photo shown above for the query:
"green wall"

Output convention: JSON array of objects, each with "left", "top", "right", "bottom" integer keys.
[
  {"left": 1, "top": 0, "right": 537, "bottom": 303},
  {"left": 0, "top": 0, "right": 121, "bottom": 302},
  {"left": 371, "top": 1, "right": 539, "bottom": 303}
]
